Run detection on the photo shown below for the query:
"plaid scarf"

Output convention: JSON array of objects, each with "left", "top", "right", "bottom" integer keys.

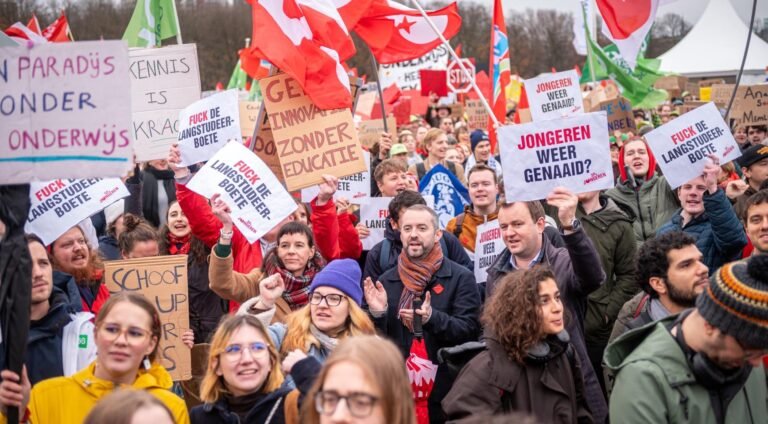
[
  {"left": 263, "top": 250, "right": 325, "bottom": 310},
  {"left": 167, "top": 232, "right": 191, "bottom": 256},
  {"left": 397, "top": 243, "right": 443, "bottom": 330}
]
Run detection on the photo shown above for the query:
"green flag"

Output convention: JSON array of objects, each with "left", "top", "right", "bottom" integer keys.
[
  {"left": 123, "top": 0, "right": 179, "bottom": 48},
  {"left": 581, "top": 43, "right": 664, "bottom": 88},
  {"left": 248, "top": 79, "right": 262, "bottom": 102},
  {"left": 227, "top": 60, "right": 249, "bottom": 91}
]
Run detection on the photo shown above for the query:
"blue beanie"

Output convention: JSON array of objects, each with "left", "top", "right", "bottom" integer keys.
[
  {"left": 470, "top": 129, "right": 489, "bottom": 153},
  {"left": 309, "top": 259, "right": 363, "bottom": 306}
]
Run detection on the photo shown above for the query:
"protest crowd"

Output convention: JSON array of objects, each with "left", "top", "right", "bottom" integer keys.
[{"left": 1, "top": 0, "right": 768, "bottom": 423}]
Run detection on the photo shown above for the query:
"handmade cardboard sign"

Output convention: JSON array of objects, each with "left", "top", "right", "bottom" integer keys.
[
  {"left": 259, "top": 73, "right": 366, "bottom": 191},
  {"left": 645, "top": 102, "right": 741, "bottom": 189},
  {"left": 358, "top": 117, "right": 398, "bottom": 149},
  {"left": 251, "top": 112, "right": 284, "bottom": 181},
  {"left": 129, "top": 44, "right": 201, "bottom": 162},
  {"left": 710, "top": 84, "right": 735, "bottom": 107},
  {"left": 474, "top": 220, "right": 504, "bottom": 284},
  {"left": 498, "top": 112, "right": 613, "bottom": 201},
  {"left": 301, "top": 152, "right": 371, "bottom": 204},
  {"left": 239, "top": 101, "right": 261, "bottom": 137},
  {"left": 679, "top": 101, "right": 708, "bottom": 115},
  {"left": 104, "top": 255, "right": 191, "bottom": 381},
  {"left": 0, "top": 41, "right": 133, "bottom": 184},
  {"left": 25, "top": 178, "right": 129, "bottom": 245},
  {"left": 466, "top": 100, "right": 490, "bottom": 131},
  {"left": 730, "top": 85, "right": 768, "bottom": 125},
  {"left": 186, "top": 141, "right": 297, "bottom": 243},
  {"left": 524, "top": 70, "right": 584, "bottom": 121},
  {"left": 449, "top": 102, "right": 465, "bottom": 121},
  {"left": 359, "top": 197, "right": 392, "bottom": 251},
  {"left": 177, "top": 90, "right": 240, "bottom": 166},
  {"left": 654, "top": 76, "right": 688, "bottom": 99},
  {"left": 594, "top": 97, "right": 636, "bottom": 134}
]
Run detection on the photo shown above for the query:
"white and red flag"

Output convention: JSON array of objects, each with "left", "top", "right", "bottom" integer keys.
[
  {"left": 489, "top": 0, "right": 509, "bottom": 153},
  {"left": 353, "top": 0, "right": 461, "bottom": 65},
  {"left": 241, "top": 0, "right": 356, "bottom": 110},
  {"left": 3, "top": 17, "right": 47, "bottom": 45},
  {"left": 596, "top": 0, "right": 659, "bottom": 68},
  {"left": 42, "top": 13, "right": 74, "bottom": 42}
]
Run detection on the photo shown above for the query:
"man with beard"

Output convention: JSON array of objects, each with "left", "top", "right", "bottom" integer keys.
[
  {"left": 49, "top": 225, "right": 109, "bottom": 315},
  {"left": 609, "top": 231, "right": 710, "bottom": 342},
  {"left": 25, "top": 234, "right": 96, "bottom": 385},
  {"left": 363, "top": 205, "right": 480, "bottom": 423},
  {"left": 743, "top": 190, "right": 768, "bottom": 255}
]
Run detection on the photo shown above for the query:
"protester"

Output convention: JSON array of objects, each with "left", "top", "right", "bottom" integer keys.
[
  {"left": 400, "top": 130, "right": 423, "bottom": 167},
  {"left": 409, "top": 129, "right": 467, "bottom": 185},
  {"left": 390, "top": 143, "right": 410, "bottom": 166},
  {"left": 159, "top": 201, "right": 225, "bottom": 344},
  {"left": 605, "top": 138, "right": 679, "bottom": 245},
  {"left": 191, "top": 314, "right": 310, "bottom": 423},
  {"left": 446, "top": 164, "right": 499, "bottom": 255},
  {"left": 308, "top": 175, "right": 363, "bottom": 261},
  {"left": 747, "top": 124, "right": 767, "bottom": 146},
  {"left": 425, "top": 100, "right": 451, "bottom": 129},
  {"left": 373, "top": 159, "right": 409, "bottom": 197},
  {"left": 442, "top": 267, "right": 592, "bottom": 423},
  {"left": 363, "top": 190, "right": 472, "bottom": 284},
  {"left": 50, "top": 225, "right": 110, "bottom": 315},
  {"left": 743, "top": 190, "right": 768, "bottom": 255},
  {"left": 24, "top": 234, "right": 96, "bottom": 385},
  {"left": 605, "top": 255, "right": 768, "bottom": 423},
  {"left": 142, "top": 159, "right": 177, "bottom": 228},
  {"left": 371, "top": 133, "right": 394, "bottom": 195},
  {"left": 455, "top": 126, "right": 470, "bottom": 147},
  {"left": 302, "top": 336, "right": 416, "bottom": 424},
  {"left": 609, "top": 232, "right": 709, "bottom": 342},
  {"left": 732, "top": 123, "right": 749, "bottom": 150},
  {"left": 463, "top": 131, "right": 502, "bottom": 179},
  {"left": 85, "top": 390, "right": 175, "bottom": 424},
  {"left": 118, "top": 214, "right": 160, "bottom": 259},
  {"left": 0, "top": 293, "right": 189, "bottom": 423},
  {"left": 733, "top": 145, "right": 768, "bottom": 220},
  {"left": 439, "top": 117, "right": 454, "bottom": 136},
  {"left": 485, "top": 190, "right": 607, "bottom": 423},
  {"left": 445, "top": 147, "right": 463, "bottom": 165},
  {"left": 363, "top": 205, "right": 481, "bottom": 423},
  {"left": 98, "top": 200, "right": 128, "bottom": 261}
]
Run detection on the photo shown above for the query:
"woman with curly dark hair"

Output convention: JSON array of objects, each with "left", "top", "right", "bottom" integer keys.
[{"left": 442, "top": 266, "right": 593, "bottom": 424}]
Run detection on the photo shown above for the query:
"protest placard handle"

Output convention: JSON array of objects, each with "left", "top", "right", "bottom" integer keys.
[
  {"left": 369, "top": 54, "right": 390, "bottom": 134},
  {"left": 408, "top": 0, "right": 499, "bottom": 130},
  {"left": 171, "top": 0, "right": 183, "bottom": 45},
  {"left": 724, "top": 0, "right": 757, "bottom": 123}
]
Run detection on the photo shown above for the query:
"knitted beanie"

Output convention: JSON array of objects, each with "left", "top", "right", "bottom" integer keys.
[
  {"left": 309, "top": 259, "right": 363, "bottom": 306},
  {"left": 697, "top": 255, "right": 768, "bottom": 349},
  {"left": 470, "top": 130, "right": 489, "bottom": 153}
]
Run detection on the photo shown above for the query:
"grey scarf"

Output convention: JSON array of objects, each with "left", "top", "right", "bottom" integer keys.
[{"left": 309, "top": 324, "right": 338, "bottom": 353}]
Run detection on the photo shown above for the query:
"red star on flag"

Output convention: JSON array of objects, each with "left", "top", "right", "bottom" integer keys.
[{"left": 395, "top": 16, "right": 415, "bottom": 33}]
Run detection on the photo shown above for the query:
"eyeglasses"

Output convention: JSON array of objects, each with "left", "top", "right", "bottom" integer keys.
[
  {"left": 222, "top": 342, "right": 269, "bottom": 362},
  {"left": 314, "top": 390, "right": 379, "bottom": 418},
  {"left": 99, "top": 324, "right": 151, "bottom": 345},
  {"left": 310, "top": 293, "right": 346, "bottom": 307}
]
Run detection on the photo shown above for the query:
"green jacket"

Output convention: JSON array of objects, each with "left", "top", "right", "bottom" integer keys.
[
  {"left": 604, "top": 316, "right": 768, "bottom": 424},
  {"left": 605, "top": 174, "right": 679, "bottom": 246},
  {"left": 580, "top": 196, "right": 639, "bottom": 348}
]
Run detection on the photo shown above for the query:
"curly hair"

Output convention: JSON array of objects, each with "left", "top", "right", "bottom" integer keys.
[
  {"left": 636, "top": 231, "right": 696, "bottom": 298},
  {"left": 118, "top": 214, "right": 158, "bottom": 256},
  {"left": 482, "top": 266, "right": 557, "bottom": 364}
]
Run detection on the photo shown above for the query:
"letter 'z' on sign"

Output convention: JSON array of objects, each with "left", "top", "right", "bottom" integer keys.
[{"left": 447, "top": 59, "right": 475, "bottom": 94}]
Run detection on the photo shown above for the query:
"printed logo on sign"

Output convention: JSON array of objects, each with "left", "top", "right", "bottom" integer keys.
[
  {"left": 79, "top": 334, "right": 88, "bottom": 349},
  {"left": 100, "top": 187, "right": 119, "bottom": 203},
  {"left": 583, "top": 172, "right": 608, "bottom": 185},
  {"left": 723, "top": 145, "right": 735, "bottom": 158}
]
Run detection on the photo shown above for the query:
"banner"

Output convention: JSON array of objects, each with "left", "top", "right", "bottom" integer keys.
[
  {"left": 466, "top": 100, "right": 490, "bottom": 131},
  {"left": 524, "top": 70, "right": 584, "bottom": 122},
  {"left": 130, "top": 44, "right": 201, "bottom": 162},
  {"left": 186, "top": 141, "right": 297, "bottom": 243},
  {"left": 594, "top": 97, "right": 636, "bottom": 134},
  {"left": 418, "top": 164, "right": 469, "bottom": 229},
  {"left": 104, "top": 255, "right": 191, "bottom": 381},
  {"left": 259, "top": 73, "right": 366, "bottom": 191},
  {"left": 177, "top": 90, "right": 241, "bottom": 166},
  {"left": 498, "top": 112, "right": 613, "bottom": 201},
  {"left": 301, "top": 152, "right": 371, "bottom": 204},
  {"left": 644, "top": 102, "right": 741, "bottom": 189},
  {"left": 731, "top": 85, "right": 768, "bottom": 125},
  {"left": 378, "top": 45, "right": 450, "bottom": 91},
  {"left": 358, "top": 117, "right": 397, "bottom": 149},
  {"left": 25, "top": 178, "right": 129, "bottom": 246},
  {"left": 359, "top": 197, "right": 392, "bottom": 251},
  {"left": 474, "top": 220, "right": 504, "bottom": 284},
  {"left": 0, "top": 41, "right": 133, "bottom": 184}
]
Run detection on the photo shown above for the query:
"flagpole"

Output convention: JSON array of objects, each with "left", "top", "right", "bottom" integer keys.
[
  {"left": 408, "top": 0, "right": 500, "bottom": 128},
  {"left": 250, "top": 66, "right": 278, "bottom": 152},
  {"left": 369, "top": 54, "right": 390, "bottom": 133},
  {"left": 583, "top": 0, "right": 597, "bottom": 84},
  {"left": 171, "top": 0, "right": 183, "bottom": 44},
  {"left": 725, "top": 0, "right": 757, "bottom": 122}
]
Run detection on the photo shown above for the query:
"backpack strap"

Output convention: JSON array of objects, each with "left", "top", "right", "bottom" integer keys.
[
  {"left": 416, "top": 162, "right": 426, "bottom": 181},
  {"left": 379, "top": 238, "right": 392, "bottom": 273},
  {"left": 439, "top": 236, "right": 448, "bottom": 257},
  {"left": 447, "top": 160, "right": 457, "bottom": 176},
  {"left": 452, "top": 213, "right": 466, "bottom": 238},
  {"left": 633, "top": 294, "right": 650, "bottom": 319}
]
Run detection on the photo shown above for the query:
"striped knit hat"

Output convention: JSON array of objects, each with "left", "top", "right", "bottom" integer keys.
[{"left": 697, "top": 255, "right": 768, "bottom": 349}]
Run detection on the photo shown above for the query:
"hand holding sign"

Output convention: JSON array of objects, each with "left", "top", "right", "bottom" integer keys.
[
  {"left": 167, "top": 144, "right": 190, "bottom": 179},
  {"left": 546, "top": 187, "right": 579, "bottom": 227},
  {"left": 379, "top": 132, "right": 393, "bottom": 160},
  {"left": 317, "top": 175, "right": 340, "bottom": 206},
  {"left": 702, "top": 155, "right": 720, "bottom": 195}
]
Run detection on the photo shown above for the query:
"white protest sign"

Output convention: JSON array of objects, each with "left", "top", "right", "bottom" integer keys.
[
  {"left": 186, "top": 141, "right": 296, "bottom": 243},
  {"left": 474, "top": 220, "right": 504, "bottom": 284},
  {"left": 178, "top": 90, "right": 241, "bottom": 166},
  {"left": 25, "top": 178, "right": 129, "bottom": 245},
  {"left": 378, "top": 45, "right": 450, "bottom": 91},
  {"left": 0, "top": 41, "right": 133, "bottom": 184},
  {"left": 644, "top": 102, "right": 741, "bottom": 189},
  {"left": 360, "top": 197, "right": 392, "bottom": 251},
  {"left": 301, "top": 151, "right": 371, "bottom": 204},
  {"left": 130, "top": 44, "right": 201, "bottom": 162},
  {"left": 524, "top": 70, "right": 584, "bottom": 122},
  {"left": 498, "top": 112, "right": 613, "bottom": 202}
]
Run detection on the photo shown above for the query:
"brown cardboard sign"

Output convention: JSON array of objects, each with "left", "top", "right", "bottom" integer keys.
[
  {"left": 465, "top": 100, "right": 489, "bottom": 131},
  {"left": 654, "top": 76, "right": 688, "bottom": 98},
  {"left": 358, "top": 117, "right": 397, "bottom": 149},
  {"left": 710, "top": 84, "right": 736, "bottom": 107},
  {"left": 104, "top": 255, "right": 191, "bottom": 381},
  {"left": 679, "top": 101, "right": 708, "bottom": 115},
  {"left": 239, "top": 101, "right": 261, "bottom": 138},
  {"left": 596, "top": 97, "right": 636, "bottom": 134},
  {"left": 731, "top": 85, "right": 768, "bottom": 125},
  {"left": 698, "top": 78, "right": 726, "bottom": 88},
  {"left": 449, "top": 102, "right": 464, "bottom": 121},
  {"left": 259, "top": 73, "right": 367, "bottom": 191},
  {"left": 252, "top": 113, "right": 284, "bottom": 181},
  {"left": 583, "top": 86, "right": 608, "bottom": 113}
]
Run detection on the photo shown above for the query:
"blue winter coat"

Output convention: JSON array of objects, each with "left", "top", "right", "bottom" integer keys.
[{"left": 656, "top": 189, "right": 747, "bottom": 274}]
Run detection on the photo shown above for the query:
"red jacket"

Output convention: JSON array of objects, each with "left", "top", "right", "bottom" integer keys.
[
  {"left": 82, "top": 284, "right": 110, "bottom": 316},
  {"left": 310, "top": 197, "right": 362, "bottom": 261}
]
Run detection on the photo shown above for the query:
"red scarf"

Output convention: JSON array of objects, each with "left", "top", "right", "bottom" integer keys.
[
  {"left": 167, "top": 232, "right": 191, "bottom": 255},
  {"left": 263, "top": 251, "right": 325, "bottom": 310},
  {"left": 397, "top": 244, "right": 443, "bottom": 330}
]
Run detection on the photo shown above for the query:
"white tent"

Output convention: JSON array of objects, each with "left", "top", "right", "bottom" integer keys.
[{"left": 658, "top": 0, "right": 768, "bottom": 82}]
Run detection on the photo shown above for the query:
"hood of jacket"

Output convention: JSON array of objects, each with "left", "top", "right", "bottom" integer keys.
[
  {"left": 28, "top": 289, "right": 74, "bottom": 343},
  {"left": 72, "top": 361, "right": 174, "bottom": 398},
  {"left": 53, "top": 271, "right": 84, "bottom": 313},
  {"left": 384, "top": 218, "right": 401, "bottom": 247},
  {"left": 617, "top": 140, "right": 658, "bottom": 183},
  {"left": 201, "top": 387, "right": 291, "bottom": 420}
]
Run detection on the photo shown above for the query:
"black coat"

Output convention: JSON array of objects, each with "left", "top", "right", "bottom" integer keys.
[
  {"left": 373, "top": 258, "right": 481, "bottom": 423},
  {"left": 187, "top": 256, "right": 227, "bottom": 344}
]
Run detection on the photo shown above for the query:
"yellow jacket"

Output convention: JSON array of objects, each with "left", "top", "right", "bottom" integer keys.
[{"left": 5, "top": 361, "right": 189, "bottom": 424}]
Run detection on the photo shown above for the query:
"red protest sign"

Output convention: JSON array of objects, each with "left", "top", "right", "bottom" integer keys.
[{"left": 419, "top": 69, "right": 448, "bottom": 97}]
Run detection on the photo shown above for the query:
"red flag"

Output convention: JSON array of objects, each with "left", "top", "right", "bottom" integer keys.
[
  {"left": 241, "top": 0, "right": 356, "bottom": 110},
  {"left": 596, "top": 0, "right": 659, "bottom": 68},
  {"left": 513, "top": 85, "right": 529, "bottom": 124},
  {"left": 353, "top": 0, "right": 461, "bottom": 65},
  {"left": 42, "top": 14, "right": 73, "bottom": 42},
  {"left": 27, "top": 15, "right": 42, "bottom": 35},
  {"left": 489, "top": 0, "right": 510, "bottom": 152},
  {"left": 454, "top": 43, "right": 462, "bottom": 58},
  {"left": 333, "top": 0, "right": 375, "bottom": 29}
]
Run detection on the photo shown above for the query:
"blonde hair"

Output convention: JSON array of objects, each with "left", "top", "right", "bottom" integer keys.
[
  {"left": 423, "top": 128, "right": 445, "bottom": 151},
  {"left": 280, "top": 301, "right": 375, "bottom": 355},
  {"left": 301, "top": 336, "right": 416, "bottom": 424},
  {"left": 199, "top": 315, "right": 284, "bottom": 403}
]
